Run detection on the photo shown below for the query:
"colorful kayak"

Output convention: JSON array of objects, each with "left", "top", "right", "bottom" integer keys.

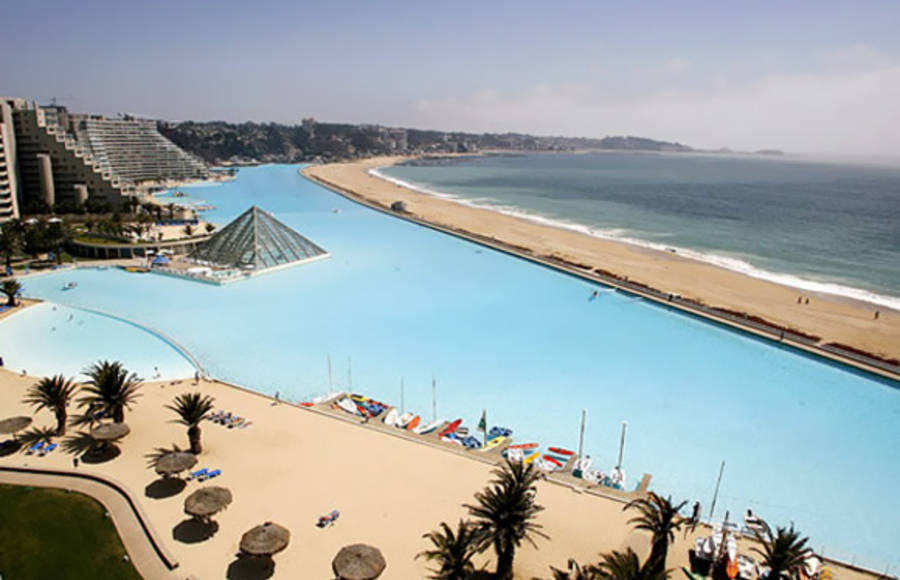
[
  {"left": 548, "top": 447, "right": 575, "bottom": 456},
  {"left": 523, "top": 450, "right": 542, "bottom": 464},
  {"left": 508, "top": 442, "right": 538, "bottom": 450},
  {"left": 438, "top": 419, "right": 462, "bottom": 438},
  {"left": 382, "top": 407, "right": 399, "bottom": 426},
  {"left": 406, "top": 416, "right": 421, "bottom": 431},
  {"left": 542, "top": 454, "right": 564, "bottom": 467},
  {"left": 481, "top": 436, "right": 508, "bottom": 452},
  {"left": 299, "top": 402, "right": 315, "bottom": 407}
]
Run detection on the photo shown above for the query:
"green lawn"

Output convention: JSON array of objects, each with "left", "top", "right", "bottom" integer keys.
[{"left": 0, "top": 484, "right": 142, "bottom": 579}]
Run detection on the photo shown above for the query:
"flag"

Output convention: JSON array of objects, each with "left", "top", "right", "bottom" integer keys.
[{"left": 477, "top": 409, "right": 487, "bottom": 432}]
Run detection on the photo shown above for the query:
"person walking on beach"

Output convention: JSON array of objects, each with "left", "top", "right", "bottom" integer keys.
[{"left": 874, "top": 310, "right": 880, "bottom": 320}]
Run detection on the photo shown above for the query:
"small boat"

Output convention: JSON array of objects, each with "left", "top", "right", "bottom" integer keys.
[
  {"left": 62, "top": 282, "right": 78, "bottom": 291},
  {"left": 437, "top": 419, "right": 462, "bottom": 438},
  {"left": 413, "top": 419, "right": 443, "bottom": 435},
  {"left": 313, "top": 392, "right": 344, "bottom": 404},
  {"left": 548, "top": 446, "right": 575, "bottom": 456},
  {"left": 335, "top": 398, "right": 361, "bottom": 416},
  {"left": 299, "top": 402, "right": 315, "bottom": 408},
  {"left": 382, "top": 408, "right": 399, "bottom": 426},
  {"left": 396, "top": 412, "right": 414, "bottom": 428},
  {"left": 481, "top": 436, "right": 508, "bottom": 452},
  {"left": 405, "top": 416, "right": 421, "bottom": 432},
  {"left": 508, "top": 442, "right": 538, "bottom": 450}
]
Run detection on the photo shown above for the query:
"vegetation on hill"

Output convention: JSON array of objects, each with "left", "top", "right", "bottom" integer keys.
[{"left": 159, "top": 119, "right": 693, "bottom": 165}]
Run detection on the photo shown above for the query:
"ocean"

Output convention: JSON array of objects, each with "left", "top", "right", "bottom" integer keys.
[{"left": 378, "top": 153, "right": 900, "bottom": 310}]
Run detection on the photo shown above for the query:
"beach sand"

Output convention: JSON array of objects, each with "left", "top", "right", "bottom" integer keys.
[
  {"left": 0, "top": 371, "right": 877, "bottom": 579},
  {"left": 303, "top": 157, "right": 900, "bottom": 362}
]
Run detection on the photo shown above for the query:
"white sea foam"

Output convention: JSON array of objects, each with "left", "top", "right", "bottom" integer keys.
[{"left": 369, "top": 167, "right": 900, "bottom": 311}]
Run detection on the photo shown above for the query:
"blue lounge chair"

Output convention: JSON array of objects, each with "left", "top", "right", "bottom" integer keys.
[
  {"left": 186, "top": 468, "right": 208, "bottom": 481},
  {"left": 201, "top": 469, "right": 221, "bottom": 481},
  {"left": 26, "top": 441, "right": 45, "bottom": 455},
  {"left": 40, "top": 443, "right": 58, "bottom": 456}
]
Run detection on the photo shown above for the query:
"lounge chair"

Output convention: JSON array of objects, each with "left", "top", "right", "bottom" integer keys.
[
  {"left": 26, "top": 441, "right": 45, "bottom": 455},
  {"left": 201, "top": 469, "right": 221, "bottom": 481},
  {"left": 40, "top": 443, "right": 58, "bottom": 456},
  {"left": 186, "top": 468, "right": 208, "bottom": 481},
  {"left": 317, "top": 509, "right": 341, "bottom": 528}
]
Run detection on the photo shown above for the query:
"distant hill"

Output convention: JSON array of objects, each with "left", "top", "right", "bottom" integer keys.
[{"left": 159, "top": 120, "right": 693, "bottom": 165}]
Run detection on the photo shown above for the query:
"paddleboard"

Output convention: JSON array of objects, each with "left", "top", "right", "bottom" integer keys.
[
  {"left": 396, "top": 412, "right": 414, "bottom": 427},
  {"left": 508, "top": 442, "right": 538, "bottom": 450},
  {"left": 414, "top": 419, "right": 443, "bottom": 435},
  {"left": 406, "top": 416, "right": 421, "bottom": 431}
]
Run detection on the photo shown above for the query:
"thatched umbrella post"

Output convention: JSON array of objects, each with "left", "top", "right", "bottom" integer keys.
[
  {"left": 332, "top": 543, "right": 387, "bottom": 580},
  {"left": 184, "top": 486, "right": 232, "bottom": 523}
]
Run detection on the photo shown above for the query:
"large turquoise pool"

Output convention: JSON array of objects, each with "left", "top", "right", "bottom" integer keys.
[{"left": 4, "top": 165, "right": 898, "bottom": 569}]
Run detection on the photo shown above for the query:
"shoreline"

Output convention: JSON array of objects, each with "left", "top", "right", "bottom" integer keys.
[
  {"left": 368, "top": 164, "right": 900, "bottom": 313},
  {"left": 302, "top": 156, "right": 900, "bottom": 375},
  {"left": 0, "top": 368, "right": 888, "bottom": 578}
]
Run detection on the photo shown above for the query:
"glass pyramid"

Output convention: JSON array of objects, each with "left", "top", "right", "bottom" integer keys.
[{"left": 190, "top": 206, "right": 328, "bottom": 270}]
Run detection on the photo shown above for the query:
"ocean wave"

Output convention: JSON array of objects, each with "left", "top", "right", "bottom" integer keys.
[{"left": 369, "top": 167, "right": 900, "bottom": 311}]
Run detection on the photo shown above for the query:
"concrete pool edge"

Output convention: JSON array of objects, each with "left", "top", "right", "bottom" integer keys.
[{"left": 303, "top": 168, "right": 900, "bottom": 385}]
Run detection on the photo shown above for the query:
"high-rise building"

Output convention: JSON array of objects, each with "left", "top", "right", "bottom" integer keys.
[
  {"left": 71, "top": 115, "right": 208, "bottom": 184},
  {"left": 0, "top": 100, "right": 21, "bottom": 221},
  {"left": 5, "top": 99, "right": 131, "bottom": 212},
  {"left": 0, "top": 97, "right": 210, "bottom": 214}
]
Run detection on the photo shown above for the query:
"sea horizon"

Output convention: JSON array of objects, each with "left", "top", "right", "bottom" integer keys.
[{"left": 376, "top": 152, "right": 900, "bottom": 312}]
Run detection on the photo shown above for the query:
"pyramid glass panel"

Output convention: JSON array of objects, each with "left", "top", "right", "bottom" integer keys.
[{"left": 190, "top": 206, "right": 327, "bottom": 271}]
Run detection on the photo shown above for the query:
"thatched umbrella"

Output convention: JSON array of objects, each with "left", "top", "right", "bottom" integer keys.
[
  {"left": 332, "top": 544, "right": 387, "bottom": 580},
  {"left": 0, "top": 416, "right": 32, "bottom": 437},
  {"left": 240, "top": 522, "right": 290, "bottom": 556},
  {"left": 155, "top": 451, "right": 197, "bottom": 477},
  {"left": 184, "top": 486, "right": 232, "bottom": 520},
  {"left": 91, "top": 422, "right": 131, "bottom": 442}
]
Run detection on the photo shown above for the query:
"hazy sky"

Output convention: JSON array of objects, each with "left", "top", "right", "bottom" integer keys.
[{"left": 3, "top": 0, "right": 899, "bottom": 154}]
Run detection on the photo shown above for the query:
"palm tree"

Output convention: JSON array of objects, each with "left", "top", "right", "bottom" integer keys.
[
  {"left": 623, "top": 492, "right": 687, "bottom": 576},
  {"left": 166, "top": 392, "right": 215, "bottom": 454},
  {"left": 550, "top": 558, "right": 600, "bottom": 580},
  {"left": 752, "top": 522, "right": 811, "bottom": 580},
  {"left": 417, "top": 520, "right": 481, "bottom": 580},
  {"left": 593, "top": 548, "right": 667, "bottom": 580},
  {"left": 79, "top": 360, "right": 142, "bottom": 423},
  {"left": 23, "top": 375, "right": 79, "bottom": 435},
  {"left": 464, "top": 459, "right": 548, "bottom": 580},
  {"left": 1, "top": 278, "right": 22, "bottom": 306},
  {"left": 0, "top": 219, "right": 23, "bottom": 271}
]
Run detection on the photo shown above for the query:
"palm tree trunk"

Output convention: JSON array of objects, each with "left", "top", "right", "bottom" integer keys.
[
  {"left": 496, "top": 541, "right": 515, "bottom": 580},
  {"left": 113, "top": 405, "right": 124, "bottom": 423},
  {"left": 55, "top": 407, "right": 67, "bottom": 436},
  {"left": 189, "top": 424, "right": 202, "bottom": 454},
  {"left": 646, "top": 538, "right": 668, "bottom": 576}
]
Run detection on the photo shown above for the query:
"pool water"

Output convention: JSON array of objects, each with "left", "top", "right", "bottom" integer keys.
[{"left": 4, "top": 165, "right": 898, "bottom": 569}]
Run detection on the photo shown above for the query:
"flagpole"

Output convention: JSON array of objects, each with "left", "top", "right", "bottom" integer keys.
[
  {"left": 616, "top": 421, "right": 627, "bottom": 469},
  {"left": 481, "top": 408, "right": 487, "bottom": 446},
  {"left": 577, "top": 408, "right": 587, "bottom": 459},
  {"left": 709, "top": 460, "right": 726, "bottom": 523}
]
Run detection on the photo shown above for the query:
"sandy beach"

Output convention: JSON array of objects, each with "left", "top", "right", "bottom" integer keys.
[
  {"left": 0, "top": 369, "right": 878, "bottom": 579},
  {"left": 303, "top": 157, "right": 900, "bottom": 363}
]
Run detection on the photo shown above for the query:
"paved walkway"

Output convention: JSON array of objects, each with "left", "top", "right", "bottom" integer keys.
[{"left": 0, "top": 466, "right": 180, "bottom": 580}]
